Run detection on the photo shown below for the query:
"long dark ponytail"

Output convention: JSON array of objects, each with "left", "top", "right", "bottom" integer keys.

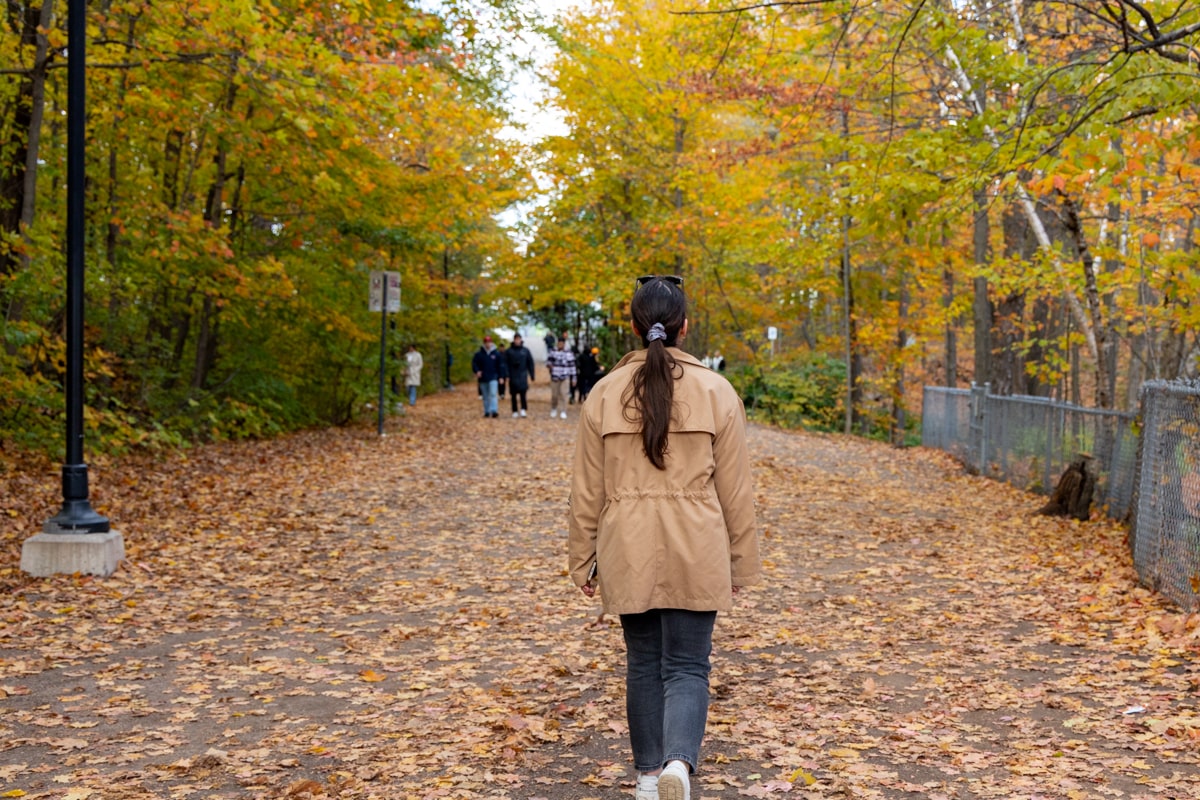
[{"left": 624, "top": 277, "right": 687, "bottom": 470}]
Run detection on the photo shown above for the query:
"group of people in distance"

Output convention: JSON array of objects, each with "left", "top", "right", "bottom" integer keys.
[
  {"left": 471, "top": 331, "right": 606, "bottom": 419},
  {"left": 469, "top": 333, "right": 530, "bottom": 418},
  {"left": 397, "top": 331, "right": 605, "bottom": 419}
]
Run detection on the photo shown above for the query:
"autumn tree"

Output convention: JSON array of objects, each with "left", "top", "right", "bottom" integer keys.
[{"left": 0, "top": 0, "right": 530, "bottom": 450}]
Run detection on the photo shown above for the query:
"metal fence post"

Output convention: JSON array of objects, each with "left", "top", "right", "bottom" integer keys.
[{"left": 968, "top": 382, "right": 989, "bottom": 474}]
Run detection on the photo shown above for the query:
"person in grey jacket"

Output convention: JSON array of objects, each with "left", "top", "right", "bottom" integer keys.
[{"left": 504, "top": 334, "right": 536, "bottom": 418}]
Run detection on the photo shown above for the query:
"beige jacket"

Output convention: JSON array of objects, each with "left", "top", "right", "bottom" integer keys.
[{"left": 567, "top": 347, "right": 760, "bottom": 614}]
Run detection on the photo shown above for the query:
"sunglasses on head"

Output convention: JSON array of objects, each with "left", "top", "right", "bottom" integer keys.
[{"left": 635, "top": 275, "right": 684, "bottom": 290}]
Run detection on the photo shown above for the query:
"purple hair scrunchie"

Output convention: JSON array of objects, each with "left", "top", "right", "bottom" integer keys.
[{"left": 646, "top": 323, "right": 667, "bottom": 342}]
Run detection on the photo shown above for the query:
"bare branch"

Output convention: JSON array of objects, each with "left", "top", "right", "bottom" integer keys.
[
  {"left": 708, "top": 10, "right": 744, "bottom": 80},
  {"left": 671, "top": 0, "right": 838, "bottom": 16}
]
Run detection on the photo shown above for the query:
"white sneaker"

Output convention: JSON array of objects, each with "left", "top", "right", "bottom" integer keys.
[
  {"left": 519, "top": 409, "right": 526, "bottom": 417},
  {"left": 560, "top": 411, "right": 569, "bottom": 419},
  {"left": 635, "top": 772, "right": 659, "bottom": 800},
  {"left": 512, "top": 412, "right": 519, "bottom": 418},
  {"left": 657, "top": 761, "right": 689, "bottom": 800},
  {"left": 550, "top": 410, "right": 558, "bottom": 418}
]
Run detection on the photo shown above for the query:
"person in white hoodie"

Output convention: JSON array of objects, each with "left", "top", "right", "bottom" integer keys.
[{"left": 404, "top": 344, "right": 423, "bottom": 406}]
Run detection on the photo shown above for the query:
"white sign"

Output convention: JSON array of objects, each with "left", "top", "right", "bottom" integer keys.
[
  {"left": 369, "top": 271, "right": 401, "bottom": 313},
  {"left": 767, "top": 326, "right": 778, "bottom": 341}
]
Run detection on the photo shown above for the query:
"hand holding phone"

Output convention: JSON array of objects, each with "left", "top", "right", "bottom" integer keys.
[{"left": 581, "top": 560, "right": 598, "bottom": 598}]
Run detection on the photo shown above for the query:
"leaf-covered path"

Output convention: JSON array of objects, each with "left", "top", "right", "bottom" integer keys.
[{"left": 2, "top": 384, "right": 1198, "bottom": 800}]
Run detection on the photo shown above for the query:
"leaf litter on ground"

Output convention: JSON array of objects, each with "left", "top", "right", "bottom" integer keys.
[{"left": 1, "top": 384, "right": 1197, "bottom": 799}]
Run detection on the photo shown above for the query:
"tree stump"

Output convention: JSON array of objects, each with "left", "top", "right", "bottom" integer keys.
[{"left": 1037, "top": 455, "right": 1095, "bottom": 521}]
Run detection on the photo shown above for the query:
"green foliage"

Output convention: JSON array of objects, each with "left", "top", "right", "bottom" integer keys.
[
  {"left": 0, "top": 353, "right": 65, "bottom": 453},
  {"left": 0, "top": 0, "right": 525, "bottom": 456},
  {"left": 730, "top": 352, "right": 847, "bottom": 432}
]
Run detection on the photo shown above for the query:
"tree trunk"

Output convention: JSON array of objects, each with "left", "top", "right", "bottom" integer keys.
[
  {"left": 673, "top": 113, "right": 685, "bottom": 277},
  {"left": 162, "top": 129, "right": 185, "bottom": 209},
  {"left": 971, "top": 189, "right": 992, "bottom": 387},
  {"left": 190, "top": 59, "right": 241, "bottom": 392},
  {"left": 2, "top": 0, "right": 54, "bottom": 327},
  {"left": 164, "top": 288, "right": 193, "bottom": 390},
  {"left": 1160, "top": 215, "right": 1194, "bottom": 380},
  {"left": 1038, "top": 456, "right": 1095, "bottom": 521},
  {"left": 893, "top": 271, "right": 909, "bottom": 444},
  {"left": 18, "top": 0, "right": 53, "bottom": 236},
  {"left": 944, "top": 225, "right": 958, "bottom": 388},
  {"left": 191, "top": 294, "right": 217, "bottom": 391},
  {"left": 1058, "top": 192, "right": 1114, "bottom": 409},
  {"left": 104, "top": 14, "right": 137, "bottom": 360},
  {"left": 992, "top": 290, "right": 1026, "bottom": 396}
]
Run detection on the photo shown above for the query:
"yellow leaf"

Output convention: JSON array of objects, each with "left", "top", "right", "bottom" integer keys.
[
  {"left": 359, "top": 670, "right": 386, "bottom": 682},
  {"left": 789, "top": 768, "right": 817, "bottom": 785},
  {"left": 3, "top": 791, "right": 27, "bottom": 798}
]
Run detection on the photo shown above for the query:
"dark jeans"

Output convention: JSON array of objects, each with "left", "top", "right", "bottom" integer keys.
[
  {"left": 510, "top": 389, "right": 528, "bottom": 413},
  {"left": 620, "top": 609, "right": 716, "bottom": 774}
]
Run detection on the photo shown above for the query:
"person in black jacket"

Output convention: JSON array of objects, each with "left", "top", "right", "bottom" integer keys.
[
  {"left": 505, "top": 334, "right": 536, "bottom": 418},
  {"left": 471, "top": 335, "right": 507, "bottom": 418},
  {"left": 577, "top": 346, "right": 603, "bottom": 401}
]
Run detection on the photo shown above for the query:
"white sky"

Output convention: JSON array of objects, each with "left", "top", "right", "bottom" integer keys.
[
  {"left": 493, "top": 0, "right": 585, "bottom": 242},
  {"left": 498, "top": 0, "right": 579, "bottom": 144}
]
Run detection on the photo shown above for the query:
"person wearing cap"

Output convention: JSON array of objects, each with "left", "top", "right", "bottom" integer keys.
[
  {"left": 504, "top": 333, "right": 536, "bottom": 417},
  {"left": 576, "top": 345, "right": 603, "bottom": 402},
  {"left": 471, "top": 335, "right": 507, "bottom": 418}
]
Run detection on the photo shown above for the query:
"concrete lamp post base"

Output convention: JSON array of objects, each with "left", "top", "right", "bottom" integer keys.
[{"left": 21, "top": 531, "right": 125, "bottom": 578}]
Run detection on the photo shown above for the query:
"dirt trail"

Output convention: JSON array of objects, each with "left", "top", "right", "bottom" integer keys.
[{"left": 1, "top": 382, "right": 1197, "bottom": 799}]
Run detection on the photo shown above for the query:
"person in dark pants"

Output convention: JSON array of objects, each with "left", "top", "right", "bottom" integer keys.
[
  {"left": 504, "top": 334, "right": 536, "bottom": 418},
  {"left": 568, "top": 276, "right": 759, "bottom": 800},
  {"left": 568, "top": 341, "right": 583, "bottom": 404},
  {"left": 577, "top": 346, "right": 602, "bottom": 401},
  {"left": 496, "top": 342, "right": 508, "bottom": 400},
  {"left": 546, "top": 338, "right": 577, "bottom": 420}
]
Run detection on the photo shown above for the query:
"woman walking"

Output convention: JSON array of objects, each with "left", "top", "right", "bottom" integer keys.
[{"left": 568, "top": 275, "right": 760, "bottom": 800}]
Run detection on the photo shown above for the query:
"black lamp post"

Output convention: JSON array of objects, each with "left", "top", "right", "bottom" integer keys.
[
  {"left": 44, "top": 0, "right": 108, "bottom": 534},
  {"left": 442, "top": 247, "right": 452, "bottom": 389}
]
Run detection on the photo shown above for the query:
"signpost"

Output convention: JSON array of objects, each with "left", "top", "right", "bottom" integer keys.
[
  {"left": 370, "top": 271, "right": 401, "bottom": 435},
  {"left": 369, "top": 271, "right": 401, "bottom": 314},
  {"left": 767, "top": 325, "right": 778, "bottom": 357}
]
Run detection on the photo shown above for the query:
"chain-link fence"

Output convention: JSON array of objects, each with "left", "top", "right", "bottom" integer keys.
[
  {"left": 1131, "top": 381, "right": 1200, "bottom": 612},
  {"left": 921, "top": 385, "right": 1139, "bottom": 520}
]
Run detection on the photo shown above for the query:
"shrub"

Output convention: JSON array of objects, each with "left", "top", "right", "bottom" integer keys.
[{"left": 729, "top": 352, "right": 847, "bottom": 431}]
